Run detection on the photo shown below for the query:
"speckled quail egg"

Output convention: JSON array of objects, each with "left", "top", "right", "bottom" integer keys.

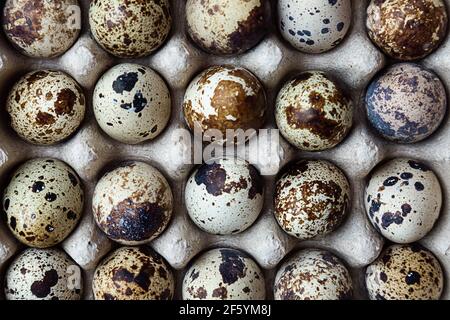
[
  {"left": 3, "top": 158, "right": 83, "bottom": 248},
  {"left": 365, "top": 158, "right": 442, "bottom": 244},
  {"left": 5, "top": 248, "right": 83, "bottom": 300},
  {"left": 367, "top": 0, "right": 448, "bottom": 61},
  {"left": 274, "top": 249, "right": 353, "bottom": 300},
  {"left": 93, "top": 64, "right": 171, "bottom": 144},
  {"left": 186, "top": 0, "right": 269, "bottom": 55},
  {"left": 183, "top": 65, "right": 266, "bottom": 143},
  {"left": 185, "top": 158, "right": 264, "bottom": 235},
  {"left": 2, "top": 0, "right": 81, "bottom": 58},
  {"left": 274, "top": 160, "right": 350, "bottom": 240},
  {"left": 93, "top": 246, "right": 174, "bottom": 300},
  {"left": 275, "top": 71, "right": 353, "bottom": 151},
  {"left": 366, "top": 244, "right": 444, "bottom": 300},
  {"left": 7, "top": 70, "right": 86, "bottom": 145},
  {"left": 278, "top": 0, "right": 352, "bottom": 54},
  {"left": 89, "top": 0, "right": 171, "bottom": 58},
  {"left": 365, "top": 63, "right": 447, "bottom": 143},
  {"left": 93, "top": 161, "right": 173, "bottom": 245},
  {"left": 182, "top": 248, "right": 266, "bottom": 300}
]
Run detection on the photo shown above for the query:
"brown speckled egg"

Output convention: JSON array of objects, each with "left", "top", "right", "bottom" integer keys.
[
  {"left": 5, "top": 248, "right": 83, "bottom": 300},
  {"left": 93, "top": 246, "right": 175, "bottom": 300},
  {"left": 186, "top": 0, "right": 269, "bottom": 55},
  {"left": 2, "top": 0, "right": 81, "bottom": 58},
  {"left": 275, "top": 71, "right": 353, "bottom": 152},
  {"left": 366, "top": 0, "right": 448, "bottom": 61},
  {"left": 274, "top": 249, "right": 353, "bottom": 300},
  {"left": 3, "top": 158, "right": 84, "bottom": 248},
  {"left": 274, "top": 160, "right": 350, "bottom": 240},
  {"left": 92, "top": 161, "right": 173, "bottom": 245},
  {"left": 365, "top": 244, "right": 444, "bottom": 300},
  {"left": 7, "top": 70, "right": 86, "bottom": 145},
  {"left": 89, "top": 0, "right": 172, "bottom": 58}
]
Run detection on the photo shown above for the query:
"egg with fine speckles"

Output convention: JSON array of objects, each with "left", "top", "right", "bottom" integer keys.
[
  {"left": 182, "top": 248, "right": 266, "bottom": 300},
  {"left": 275, "top": 71, "right": 353, "bottom": 151},
  {"left": 93, "top": 64, "right": 171, "bottom": 144},
  {"left": 274, "top": 160, "right": 350, "bottom": 240},
  {"left": 366, "top": 63, "right": 447, "bottom": 144},
  {"left": 365, "top": 158, "right": 442, "bottom": 244},
  {"left": 185, "top": 158, "right": 264, "bottom": 235},
  {"left": 366, "top": 244, "right": 444, "bottom": 300},
  {"left": 274, "top": 249, "right": 353, "bottom": 300},
  {"left": 278, "top": 0, "right": 352, "bottom": 53},
  {"left": 93, "top": 246, "right": 175, "bottom": 300},
  {"left": 3, "top": 158, "right": 83, "bottom": 248}
]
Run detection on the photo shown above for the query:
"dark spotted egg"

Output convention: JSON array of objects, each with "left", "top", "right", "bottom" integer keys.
[
  {"left": 365, "top": 158, "right": 442, "bottom": 244},
  {"left": 366, "top": 244, "right": 444, "bottom": 300},
  {"left": 182, "top": 248, "right": 266, "bottom": 300},
  {"left": 3, "top": 158, "right": 83, "bottom": 248}
]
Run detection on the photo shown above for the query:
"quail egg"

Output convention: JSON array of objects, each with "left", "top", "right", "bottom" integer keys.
[
  {"left": 2, "top": 0, "right": 81, "bottom": 58},
  {"left": 7, "top": 70, "right": 86, "bottom": 145},
  {"left": 278, "top": 0, "right": 352, "bottom": 54},
  {"left": 3, "top": 158, "right": 84, "bottom": 248},
  {"left": 93, "top": 246, "right": 174, "bottom": 300},
  {"left": 274, "top": 249, "right": 353, "bottom": 300},
  {"left": 274, "top": 160, "right": 350, "bottom": 240},
  {"left": 366, "top": 244, "right": 444, "bottom": 300},
  {"left": 366, "top": 0, "right": 448, "bottom": 61},
  {"left": 275, "top": 71, "right": 353, "bottom": 151},
  {"left": 89, "top": 0, "right": 172, "bottom": 58},
  {"left": 93, "top": 161, "right": 173, "bottom": 245},
  {"left": 365, "top": 158, "right": 442, "bottom": 244},
  {"left": 365, "top": 63, "right": 447, "bottom": 143},
  {"left": 186, "top": 0, "right": 269, "bottom": 55},
  {"left": 93, "top": 64, "right": 171, "bottom": 144},
  {"left": 182, "top": 248, "right": 266, "bottom": 300}
]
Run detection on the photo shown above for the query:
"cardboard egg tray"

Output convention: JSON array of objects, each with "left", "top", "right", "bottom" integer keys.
[{"left": 0, "top": 0, "right": 449, "bottom": 300}]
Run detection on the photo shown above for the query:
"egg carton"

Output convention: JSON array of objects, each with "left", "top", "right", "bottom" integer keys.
[{"left": 0, "top": 0, "right": 449, "bottom": 300}]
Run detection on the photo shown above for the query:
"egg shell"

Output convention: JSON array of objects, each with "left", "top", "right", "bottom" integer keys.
[
  {"left": 2, "top": 0, "right": 81, "bottom": 58},
  {"left": 186, "top": 0, "right": 269, "bottom": 55},
  {"left": 366, "top": 0, "right": 448, "bottom": 61},
  {"left": 5, "top": 248, "right": 83, "bottom": 300},
  {"left": 365, "top": 158, "right": 442, "bottom": 244},
  {"left": 278, "top": 0, "right": 352, "bottom": 54},
  {"left": 275, "top": 71, "right": 353, "bottom": 151},
  {"left": 92, "top": 161, "right": 173, "bottom": 245},
  {"left": 7, "top": 70, "right": 86, "bottom": 145},
  {"left": 365, "top": 244, "right": 444, "bottom": 300},
  {"left": 3, "top": 158, "right": 84, "bottom": 248},
  {"left": 274, "top": 248, "right": 353, "bottom": 300},
  {"left": 185, "top": 158, "right": 264, "bottom": 235},
  {"left": 365, "top": 63, "right": 447, "bottom": 143},
  {"left": 89, "top": 0, "right": 171, "bottom": 58},
  {"left": 182, "top": 248, "right": 266, "bottom": 300},
  {"left": 92, "top": 246, "right": 174, "bottom": 300},
  {"left": 93, "top": 63, "right": 171, "bottom": 144}
]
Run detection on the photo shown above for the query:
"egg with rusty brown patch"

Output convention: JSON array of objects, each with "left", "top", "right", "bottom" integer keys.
[
  {"left": 274, "top": 160, "right": 350, "bottom": 240},
  {"left": 3, "top": 158, "right": 84, "bottom": 248},
  {"left": 275, "top": 71, "right": 353, "bottom": 151},
  {"left": 7, "top": 70, "right": 86, "bottom": 145},
  {"left": 2, "top": 0, "right": 81, "bottom": 58},
  {"left": 89, "top": 0, "right": 172, "bottom": 58},
  {"left": 186, "top": 0, "right": 269, "bottom": 55},
  {"left": 366, "top": 0, "right": 448, "bottom": 61},
  {"left": 182, "top": 248, "right": 266, "bottom": 300},
  {"left": 93, "top": 246, "right": 174, "bottom": 300},
  {"left": 366, "top": 244, "right": 444, "bottom": 300},
  {"left": 274, "top": 249, "right": 353, "bottom": 300},
  {"left": 92, "top": 161, "right": 173, "bottom": 245},
  {"left": 185, "top": 158, "right": 264, "bottom": 235}
]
